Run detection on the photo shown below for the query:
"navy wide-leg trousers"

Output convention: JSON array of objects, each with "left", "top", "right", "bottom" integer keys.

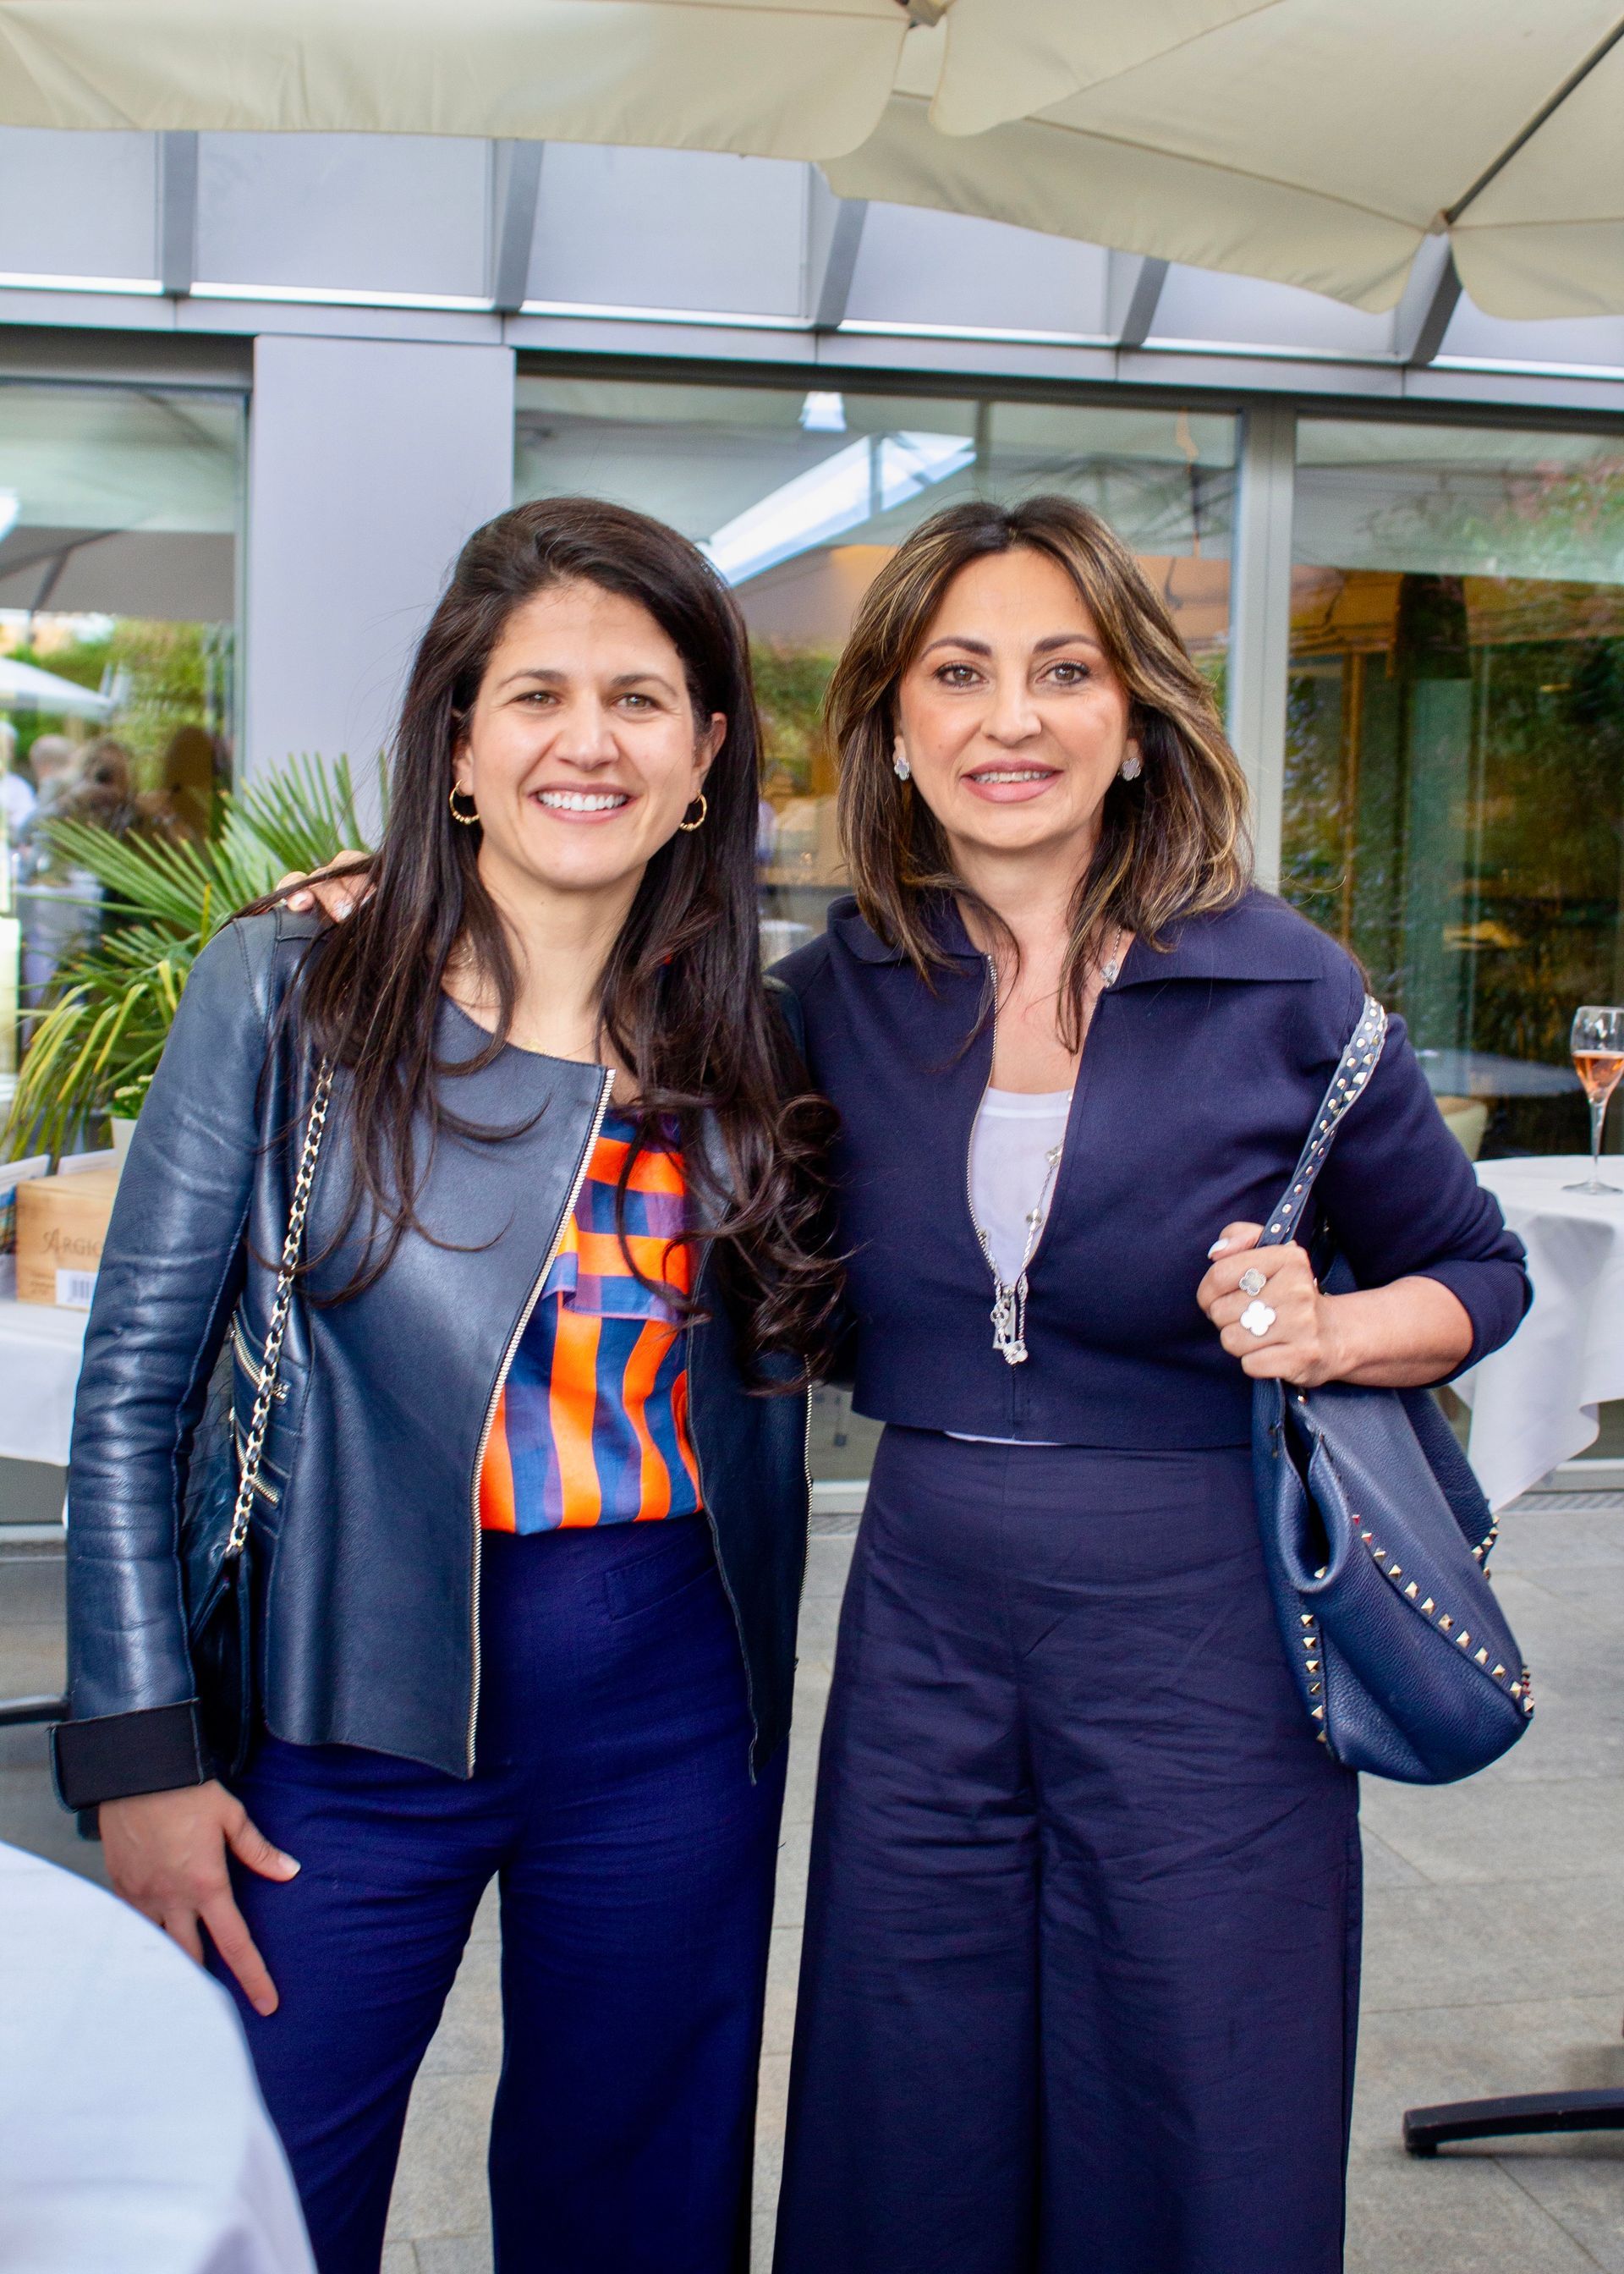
[
  {"left": 210, "top": 1516, "right": 785, "bottom": 2274},
  {"left": 775, "top": 1428, "right": 1360, "bottom": 2274}
]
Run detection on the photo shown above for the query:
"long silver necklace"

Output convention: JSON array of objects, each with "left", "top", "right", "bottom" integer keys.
[{"left": 974, "top": 926, "right": 1127, "bottom": 1368}]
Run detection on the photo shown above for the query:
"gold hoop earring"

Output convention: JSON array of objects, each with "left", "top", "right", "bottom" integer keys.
[
  {"left": 678, "top": 792, "right": 708, "bottom": 833},
  {"left": 448, "top": 785, "right": 480, "bottom": 827}
]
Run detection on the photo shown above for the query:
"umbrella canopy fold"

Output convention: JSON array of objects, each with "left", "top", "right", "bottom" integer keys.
[{"left": 0, "top": 0, "right": 1619, "bottom": 320}]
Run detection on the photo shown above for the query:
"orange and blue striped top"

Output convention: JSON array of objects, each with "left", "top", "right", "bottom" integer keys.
[{"left": 479, "top": 1109, "right": 703, "bottom": 1533}]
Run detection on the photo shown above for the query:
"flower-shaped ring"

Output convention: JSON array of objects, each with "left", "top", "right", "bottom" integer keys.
[
  {"left": 1240, "top": 1299, "right": 1277, "bottom": 1338},
  {"left": 1237, "top": 1266, "right": 1268, "bottom": 1297}
]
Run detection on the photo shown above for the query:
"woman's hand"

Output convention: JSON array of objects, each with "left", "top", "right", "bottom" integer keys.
[
  {"left": 100, "top": 1782, "right": 299, "bottom": 2016},
  {"left": 1198, "top": 1221, "right": 1474, "bottom": 1389},
  {"left": 1199, "top": 1223, "right": 1345, "bottom": 1386},
  {"left": 275, "top": 854, "right": 370, "bottom": 920}
]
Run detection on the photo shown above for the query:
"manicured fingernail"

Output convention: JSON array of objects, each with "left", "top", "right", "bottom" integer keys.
[
  {"left": 281, "top": 1855, "right": 300, "bottom": 1876},
  {"left": 1208, "top": 1239, "right": 1231, "bottom": 1257}
]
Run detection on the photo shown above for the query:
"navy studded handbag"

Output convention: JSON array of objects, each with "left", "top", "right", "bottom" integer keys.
[{"left": 1251, "top": 996, "right": 1533, "bottom": 1784}]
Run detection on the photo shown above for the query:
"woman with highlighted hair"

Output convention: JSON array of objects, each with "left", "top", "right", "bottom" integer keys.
[{"left": 770, "top": 495, "right": 1528, "bottom": 2274}]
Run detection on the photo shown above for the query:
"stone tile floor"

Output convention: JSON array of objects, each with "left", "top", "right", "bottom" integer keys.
[{"left": 4, "top": 1489, "right": 1624, "bottom": 2271}]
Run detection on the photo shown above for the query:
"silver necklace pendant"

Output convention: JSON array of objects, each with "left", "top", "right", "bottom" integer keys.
[{"left": 990, "top": 1286, "right": 1028, "bottom": 1365}]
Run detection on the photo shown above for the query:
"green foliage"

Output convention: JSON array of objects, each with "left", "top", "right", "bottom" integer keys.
[
  {"left": 3, "top": 755, "right": 375, "bottom": 1162},
  {"left": 5, "top": 618, "right": 228, "bottom": 777},
  {"left": 751, "top": 641, "right": 838, "bottom": 792}
]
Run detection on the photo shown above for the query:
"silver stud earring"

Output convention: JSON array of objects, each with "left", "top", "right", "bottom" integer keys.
[
  {"left": 1119, "top": 749, "right": 1143, "bottom": 782},
  {"left": 893, "top": 740, "right": 912, "bottom": 783}
]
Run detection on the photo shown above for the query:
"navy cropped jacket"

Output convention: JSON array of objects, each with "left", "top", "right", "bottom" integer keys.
[
  {"left": 775, "top": 889, "right": 1530, "bottom": 1448},
  {"left": 55, "top": 909, "right": 809, "bottom": 1810}
]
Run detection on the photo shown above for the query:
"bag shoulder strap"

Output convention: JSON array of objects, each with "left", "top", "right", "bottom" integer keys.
[
  {"left": 1256, "top": 995, "right": 1387, "bottom": 1252},
  {"left": 226, "top": 1058, "right": 333, "bottom": 1557}
]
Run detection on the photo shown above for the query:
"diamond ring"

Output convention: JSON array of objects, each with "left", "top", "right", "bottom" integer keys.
[
  {"left": 1237, "top": 1266, "right": 1267, "bottom": 1297},
  {"left": 1240, "top": 1299, "right": 1276, "bottom": 1337}
]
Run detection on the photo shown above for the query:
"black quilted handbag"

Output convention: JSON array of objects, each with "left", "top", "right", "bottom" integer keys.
[
  {"left": 180, "top": 1063, "right": 332, "bottom": 1777},
  {"left": 1251, "top": 997, "right": 1533, "bottom": 1784}
]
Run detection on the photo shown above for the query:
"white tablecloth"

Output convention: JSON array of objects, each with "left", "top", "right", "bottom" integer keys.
[
  {"left": 1456, "top": 1155, "right": 1624, "bottom": 1510},
  {"left": 0, "top": 1840, "right": 314, "bottom": 2273},
  {"left": 0, "top": 1259, "right": 86, "bottom": 1469}
]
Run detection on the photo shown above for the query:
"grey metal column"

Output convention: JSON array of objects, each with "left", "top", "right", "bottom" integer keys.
[
  {"left": 1226, "top": 400, "right": 1296, "bottom": 893},
  {"left": 491, "top": 141, "right": 544, "bottom": 316},
  {"left": 157, "top": 130, "right": 198, "bottom": 299},
  {"left": 805, "top": 169, "right": 867, "bottom": 332}
]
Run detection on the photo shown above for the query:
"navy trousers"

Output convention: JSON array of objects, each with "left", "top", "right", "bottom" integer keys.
[
  {"left": 211, "top": 1516, "right": 785, "bottom": 2274},
  {"left": 775, "top": 1428, "right": 1361, "bottom": 2274}
]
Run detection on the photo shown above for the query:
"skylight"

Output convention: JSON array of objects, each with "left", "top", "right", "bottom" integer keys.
[{"left": 703, "top": 431, "right": 974, "bottom": 585}]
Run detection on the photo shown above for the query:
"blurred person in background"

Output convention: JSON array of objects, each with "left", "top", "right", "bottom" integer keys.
[
  {"left": 0, "top": 718, "right": 36, "bottom": 841},
  {"left": 63, "top": 735, "right": 139, "bottom": 835},
  {"left": 140, "top": 723, "right": 221, "bottom": 840},
  {"left": 22, "top": 733, "right": 81, "bottom": 827}
]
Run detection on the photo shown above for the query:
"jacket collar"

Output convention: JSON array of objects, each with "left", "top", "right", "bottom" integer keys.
[
  {"left": 828, "top": 893, "right": 984, "bottom": 969},
  {"left": 828, "top": 887, "right": 1324, "bottom": 986}
]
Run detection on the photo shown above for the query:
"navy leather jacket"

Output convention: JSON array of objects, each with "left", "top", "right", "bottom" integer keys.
[
  {"left": 776, "top": 888, "right": 1530, "bottom": 1447},
  {"left": 54, "top": 909, "right": 809, "bottom": 1809}
]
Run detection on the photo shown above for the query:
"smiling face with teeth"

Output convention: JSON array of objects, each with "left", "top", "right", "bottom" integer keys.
[
  {"left": 453, "top": 579, "right": 726, "bottom": 919},
  {"left": 893, "top": 546, "right": 1138, "bottom": 884}
]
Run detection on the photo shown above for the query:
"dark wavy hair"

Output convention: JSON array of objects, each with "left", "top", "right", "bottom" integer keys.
[
  {"left": 831, "top": 494, "right": 1252, "bottom": 1047},
  {"left": 285, "top": 496, "right": 841, "bottom": 1381}
]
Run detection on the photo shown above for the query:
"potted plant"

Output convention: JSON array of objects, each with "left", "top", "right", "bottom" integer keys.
[{"left": 3, "top": 755, "right": 374, "bottom": 1164}]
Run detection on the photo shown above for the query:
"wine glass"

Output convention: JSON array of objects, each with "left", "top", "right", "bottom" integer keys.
[{"left": 1566, "top": 1006, "right": 1624, "bottom": 1195}]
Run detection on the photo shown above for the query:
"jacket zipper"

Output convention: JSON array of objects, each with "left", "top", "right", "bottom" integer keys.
[
  {"left": 232, "top": 1420, "right": 281, "bottom": 1503},
  {"left": 965, "top": 952, "right": 1001, "bottom": 1284},
  {"left": 463, "top": 1066, "right": 614, "bottom": 1771},
  {"left": 232, "top": 1314, "right": 288, "bottom": 1401}
]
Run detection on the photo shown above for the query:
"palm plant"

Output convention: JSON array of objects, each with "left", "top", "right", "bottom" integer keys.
[{"left": 4, "top": 755, "right": 375, "bottom": 1162}]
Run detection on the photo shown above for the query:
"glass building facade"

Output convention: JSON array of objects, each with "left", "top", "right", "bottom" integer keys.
[{"left": 1284, "top": 420, "right": 1621, "bottom": 1165}]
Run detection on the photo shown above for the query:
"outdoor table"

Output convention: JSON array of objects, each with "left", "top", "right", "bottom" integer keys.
[
  {"left": 1454, "top": 1156, "right": 1624, "bottom": 1510},
  {"left": 0, "top": 1838, "right": 313, "bottom": 2271},
  {"left": 0, "top": 1258, "right": 85, "bottom": 1472}
]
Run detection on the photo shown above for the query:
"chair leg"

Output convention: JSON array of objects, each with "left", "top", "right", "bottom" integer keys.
[{"left": 1405, "top": 2087, "right": 1624, "bottom": 2155}]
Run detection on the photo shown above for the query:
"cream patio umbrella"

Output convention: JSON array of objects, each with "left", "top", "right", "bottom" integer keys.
[
  {"left": 825, "top": 0, "right": 1624, "bottom": 321},
  {"left": 0, "top": 0, "right": 1618, "bottom": 318}
]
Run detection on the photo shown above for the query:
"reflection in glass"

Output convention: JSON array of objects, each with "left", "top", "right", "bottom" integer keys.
[
  {"left": 1284, "top": 420, "right": 1623, "bottom": 1160},
  {"left": 0, "top": 382, "right": 244, "bottom": 1078}
]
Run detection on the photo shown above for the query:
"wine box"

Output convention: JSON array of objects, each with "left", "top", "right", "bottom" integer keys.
[{"left": 15, "top": 1167, "right": 121, "bottom": 1308}]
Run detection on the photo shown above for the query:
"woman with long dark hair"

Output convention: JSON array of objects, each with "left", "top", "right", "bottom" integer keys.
[{"left": 52, "top": 497, "right": 838, "bottom": 2274}]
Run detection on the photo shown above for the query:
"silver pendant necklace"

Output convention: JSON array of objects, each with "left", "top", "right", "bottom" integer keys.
[
  {"left": 979, "top": 1132, "right": 1067, "bottom": 1366},
  {"left": 973, "top": 925, "right": 1127, "bottom": 1368}
]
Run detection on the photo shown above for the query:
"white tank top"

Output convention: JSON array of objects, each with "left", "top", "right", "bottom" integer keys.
[
  {"left": 951, "top": 1085, "right": 1073, "bottom": 1448},
  {"left": 968, "top": 1086, "right": 1073, "bottom": 1288}
]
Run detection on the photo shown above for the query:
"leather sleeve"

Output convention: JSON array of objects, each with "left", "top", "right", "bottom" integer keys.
[
  {"left": 1314, "top": 981, "right": 1532, "bottom": 1380},
  {"left": 58, "top": 919, "right": 276, "bottom": 1803}
]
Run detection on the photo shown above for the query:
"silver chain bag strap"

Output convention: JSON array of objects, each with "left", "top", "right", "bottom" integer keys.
[{"left": 225, "top": 1059, "right": 333, "bottom": 1557}]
